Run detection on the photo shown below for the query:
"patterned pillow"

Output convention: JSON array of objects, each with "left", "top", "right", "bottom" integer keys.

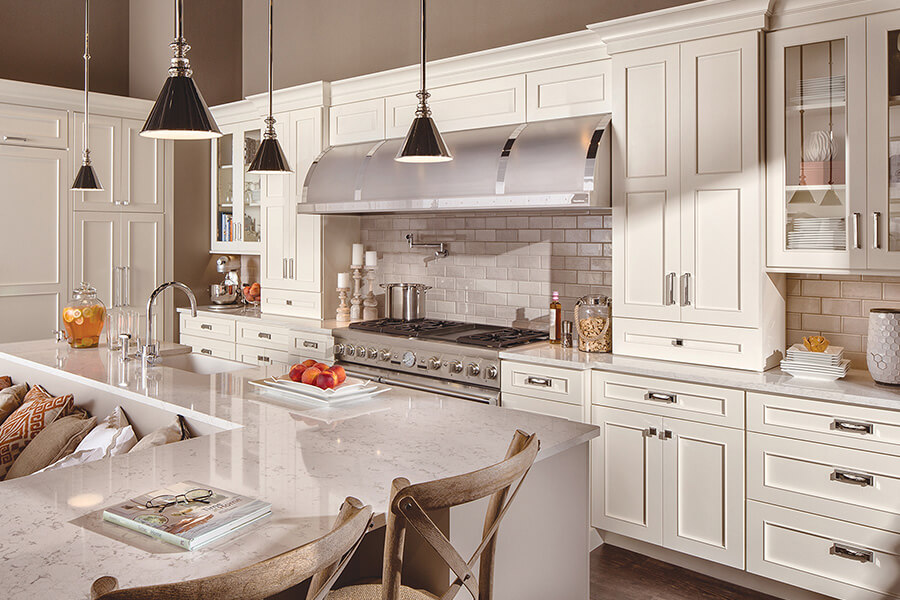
[
  {"left": 0, "top": 391, "right": 74, "bottom": 479},
  {"left": 21, "top": 385, "right": 52, "bottom": 405},
  {"left": 0, "top": 384, "right": 28, "bottom": 424},
  {"left": 0, "top": 376, "right": 11, "bottom": 391}
]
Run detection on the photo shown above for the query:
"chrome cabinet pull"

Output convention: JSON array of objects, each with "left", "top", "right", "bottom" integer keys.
[
  {"left": 2, "top": 135, "right": 27, "bottom": 142},
  {"left": 123, "top": 266, "right": 130, "bottom": 306},
  {"left": 200, "top": 323, "right": 213, "bottom": 331},
  {"left": 257, "top": 332, "right": 272, "bottom": 340},
  {"left": 303, "top": 340, "right": 319, "bottom": 349},
  {"left": 664, "top": 272, "right": 676, "bottom": 306},
  {"left": 525, "top": 376, "right": 552, "bottom": 387},
  {"left": 644, "top": 391, "right": 677, "bottom": 404},
  {"left": 680, "top": 273, "right": 691, "bottom": 307},
  {"left": 643, "top": 427, "right": 658, "bottom": 438},
  {"left": 283, "top": 258, "right": 287, "bottom": 278},
  {"left": 200, "top": 348, "right": 212, "bottom": 356},
  {"left": 671, "top": 338, "right": 684, "bottom": 347},
  {"left": 660, "top": 429, "right": 673, "bottom": 440},
  {"left": 112, "top": 267, "right": 120, "bottom": 307},
  {"left": 852, "top": 213, "right": 861, "bottom": 249},
  {"left": 257, "top": 355, "right": 270, "bottom": 363},
  {"left": 832, "top": 419, "right": 874, "bottom": 435},
  {"left": 289, "top": 258, "right": 295, "bottom": 279},
  {"left": 831, "top": 469, "right": 874, "bottom": 487},
  {"left": 873, "top": 212, "right": 882, "bottom": 250},
  {"left": 830, "top": 543, "right": 874, "bottom": 563}
]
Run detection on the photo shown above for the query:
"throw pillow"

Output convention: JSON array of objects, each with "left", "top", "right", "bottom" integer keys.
[
  {"left": 0, "top": 392, "right": 74, "bottom": 479},
  {"left": 35, "top": 406, "right": 136, "bottom": 474},
  {"left": 0, "top": 384, "right": 28, "bottom": 424},
  {"left": 6, "top": 413, "right": 97, "bottom": 479},
  {"left": 0, "top": 376, "right": 11, "bottom": 391},
  {"left": 21, "top": 384, "right": 52, "bottom": 405},
  {"left": 130, "top": 414, "right": 190, "bottom": 453}
]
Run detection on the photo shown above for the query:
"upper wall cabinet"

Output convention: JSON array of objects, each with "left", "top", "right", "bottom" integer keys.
[
  {"left": 0, "top": 103, "right": 68, "bottom": 149},
  {"left": 211, "top": 121, "right": 263, "bottom": 254},
  {"left": 329, "top": 98, "right": 385, "bottom": 146},
  {"left": 73, "top": 114, "right": 164, "bottom": 213},
  {"left": 525, "top": 61, "right": 611, "bottom": 121}
]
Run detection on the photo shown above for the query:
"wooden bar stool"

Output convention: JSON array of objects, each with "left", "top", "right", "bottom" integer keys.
[
  {"left": 327, "top": 429, "right": 540, "bottom": 600},
  {"left": 90, "top": 496, "right": 374, "bottom": 600}
]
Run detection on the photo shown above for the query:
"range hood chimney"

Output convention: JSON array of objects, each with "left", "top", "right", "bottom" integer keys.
[{"left": 298, "top": 114, "right": 610, "bottom": 214}]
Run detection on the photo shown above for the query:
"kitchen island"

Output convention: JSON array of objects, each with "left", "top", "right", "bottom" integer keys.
[{"left": 0, "top": 340, "right": 598, "bottom": 599}]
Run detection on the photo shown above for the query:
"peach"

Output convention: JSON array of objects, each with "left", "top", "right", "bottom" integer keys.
[
  {"left": 300, "top": 367, "right": 321, "bottom": 385},
  {"left": 329, "top": 365, "right": 347, "bottom": 384},
  {"left": 315, "top": 371, "right": 338, "bottom": 390},
  {"left": 313, "top": 362, "right": 329, "bottom": 372},
  {"left": 301, "top": 359, "right": 317, "bottom": 368},
  {"left": 288, "top": 364, "right": 308, "bottom": 382}
]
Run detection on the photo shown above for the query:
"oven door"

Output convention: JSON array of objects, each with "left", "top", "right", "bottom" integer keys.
[{"left": 340, "top": 362, "right": 500, "bottom": 405}]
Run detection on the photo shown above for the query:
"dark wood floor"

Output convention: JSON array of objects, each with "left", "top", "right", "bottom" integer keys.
[{"left": 590, "top": 544, "right": 780, "bottom": 600}]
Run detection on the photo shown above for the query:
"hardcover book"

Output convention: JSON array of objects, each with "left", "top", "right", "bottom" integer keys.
[{"left": 102, "top": 480, "right": 271, "bottom": 550}]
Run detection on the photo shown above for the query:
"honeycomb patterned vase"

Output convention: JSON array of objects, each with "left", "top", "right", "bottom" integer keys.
[{"left": 867, "top": 309, "right": 900, "bottom": 386}]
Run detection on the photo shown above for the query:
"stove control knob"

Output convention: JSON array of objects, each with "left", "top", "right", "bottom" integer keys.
[
  {"left": 333, "top": 343, "right": 344, "bottom": 356},
  {"left": 485, "top": 365, "right": 498, "bottom": 380},
  {"left": 428, "top": 357, "right": 441, "bottom": 370},
  {"left": 450, "top": 360, "right": 463, "bottom": 374},
  {"left": 355, "top": 345, "right": 367, "bottom": 358},
  {"left": 367, "top": 347, "right": 378, "bottom": 359},
  {"left": 467, "top": 363, "right": 481, "bottom": 377},
  {"left": 379, "top": 349, "right": 392, "bottom": 362},
  {"left": 344, "top": 345, "right": 356, "bottom": 357}
]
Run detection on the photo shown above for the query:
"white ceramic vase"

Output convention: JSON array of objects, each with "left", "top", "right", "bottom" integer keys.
[{"left": 867, "top": 309, "right": 900, "bottom": 385}]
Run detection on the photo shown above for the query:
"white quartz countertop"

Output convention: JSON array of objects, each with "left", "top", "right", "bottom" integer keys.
[
  {"left": 177, "top": 306, "right": 340, "bottom": 335},
  {"left": 500, "top": 343, "right": 900, "bottom": 411},
  {"left": 0, "top": 340, "right": 597, "bottom": 598}
]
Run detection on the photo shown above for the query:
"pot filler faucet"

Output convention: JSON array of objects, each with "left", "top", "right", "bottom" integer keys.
[{"left": 142, "top": 281, "right": 197, "bottom": 370}]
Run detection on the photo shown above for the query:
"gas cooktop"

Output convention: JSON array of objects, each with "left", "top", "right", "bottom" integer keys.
[{"left": 348, "top": 318, "right": 548, "bottom": 348}]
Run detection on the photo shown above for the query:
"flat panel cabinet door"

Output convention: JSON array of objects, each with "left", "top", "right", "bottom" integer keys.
[
  {"left": 680, "top": 33, "right": 760, "bottom": 327},
  {"left": 0, "top": 292, "right": 60, "bottom": 343},
  {"left": 122, "top": 214, "right": 164, "bottom": 340},
  {"left": 260, "top": 118, "right": 290, "bottom": 290},
  {"left": 0, "top": 103, "right": 68, "bottom": 149},
  {"left": 329, "top": 99, "right": 385, "bottom": 145},
  {"left": 120, "top": 119, "right": 164, "bottom": 212},
  {"left": 293, "top": 215, "right": 322, "bottom": 292},
  {"left": 73, "top": 113, "right": 120, "bottom": 210},
  {"left": 612, "top": 46, "right": 681, "bottom": 322},
  {"left": 591, "top": 406, "right": 664, "bottom": 545},
  {"left": 866, "top": 11, "right": 900, "bottom": 270},
  {"left": 766, "top": 19, "right": 867, "bottom": 270},
  {"left": 662, "top": 418, "right": 745, "bottom": 568},
  {"left": 73, "top": 212, "right": 119, "bottom": 310}
]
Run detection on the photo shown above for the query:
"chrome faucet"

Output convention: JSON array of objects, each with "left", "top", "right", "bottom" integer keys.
[{"left": 142, "top": 281, "right": 197, "bottom": 369}]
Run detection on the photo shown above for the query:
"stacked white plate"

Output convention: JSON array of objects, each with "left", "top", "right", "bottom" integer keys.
[
  {"left": 249, "top": 375, "right": 388, "bottom": 405},
  {"left": 792, "top": 75, "right": 846, "bottom": 105},
  {"left": 787, "top": 217, "right": 846, "bottom": 250},
  {"left": 780, "top": 344, "right": 850, "bottom": 380}
]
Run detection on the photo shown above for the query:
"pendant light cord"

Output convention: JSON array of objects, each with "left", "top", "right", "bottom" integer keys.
[
  {"left": 169, "top": 0, "right": 192, "bottom": 77},
  {"left": 415, "top": 0, "right": 431, "bottom": 118},
  {"left": 82, "top": 0, "right": 90, "bottom": 162},
  {"left": 265, "top": 0, "right": 276, "bottom": 137}
]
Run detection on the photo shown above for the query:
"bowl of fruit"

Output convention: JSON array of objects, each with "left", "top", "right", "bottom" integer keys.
[{"left": 242, "top": 282, "right": 261, "bottom": 306}]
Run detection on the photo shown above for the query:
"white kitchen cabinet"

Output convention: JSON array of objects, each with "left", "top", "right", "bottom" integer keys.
[
  {"left": 525, "top": 61, "right": 611, "bottom": 122},
  {"left": 72, "top": 113, "right": 119, "bottom": 210},
  {"left": 0, "top": 145, "right": 67, "bottom": 342},
  {"left": 612, "top": 32, "right": 782, "bottom": 371},
  {"left": 211, "top": 121, "right": 263, "bottom": 254},
  {"left": 502, "top": 392, "right": 583, "bottom": 422},
  {"left": 592, "top": 373, "right": 745, "bottom": 568},
  {"left": 329, "top": 98, "right": 385, "bottom": 146},
  {"left": 766, "top": 19, "right": 867, "bottom": 271},
  {"left": 0, "top": 103, "right": 68, "bottom": 149},
  {"left": 179, "top": 334, "right": 236, "bottom": 360}
]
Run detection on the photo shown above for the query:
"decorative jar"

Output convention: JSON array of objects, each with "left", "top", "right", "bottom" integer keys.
[
  {"left": 867, "top": 308, "right": 900, "bottom": 385},
  {"left": 62, "top": 283, "right": 106, "bottom": 348},
  {"left": 575, "top": 295, "right": 612, "bottom": 353}
]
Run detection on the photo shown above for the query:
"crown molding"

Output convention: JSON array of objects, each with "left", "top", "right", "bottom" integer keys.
[
  {"left": 330, "top": 30, "right": 608, "bottom": 106},
  {"left": 210, "top": 98, "right": 258, "bottom": 124},
  {"left": 245, "top": 81, "right": 330, "bottom": 116},
  {"left": 769, "top": 0, "right": 898, "bottom": 29},
  {"left": 0, "top": 78, "right": 153, "bottom": 119},
  {"left": 589, "top": 0, "right": 773, "bottom": 54}
]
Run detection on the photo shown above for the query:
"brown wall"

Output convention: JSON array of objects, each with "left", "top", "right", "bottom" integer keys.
[
  {"left": 241, "top": 0, "right": 699, "bottom": 96},
  {"left": 0, "top": 0, "right": 129, "bottom": 95}
]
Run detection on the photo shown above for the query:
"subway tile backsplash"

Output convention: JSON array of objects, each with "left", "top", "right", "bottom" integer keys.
[
  {"left": 360, "top": 210, "right": 612, "bottom": 328},
  {"left": 787, "top": 274, "right": 900, "bottom": 368}
]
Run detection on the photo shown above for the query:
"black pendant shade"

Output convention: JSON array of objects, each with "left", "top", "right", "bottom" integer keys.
[
  {"left": 395, "top": 116, "right": 453, "bottom": 163},
  {"left": 72, "top": 163, "right": 103, "bottom": 191},
  {"left": 141, "top": 75, "right": 220, "bottom": 140},
  {"left": 249, "top": 137, "right": 292, "bottom": 174}
]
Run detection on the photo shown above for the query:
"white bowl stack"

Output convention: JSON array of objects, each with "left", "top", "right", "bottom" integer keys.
[{"left": 780, "top": 344, "right": 850, "bottom": 381}]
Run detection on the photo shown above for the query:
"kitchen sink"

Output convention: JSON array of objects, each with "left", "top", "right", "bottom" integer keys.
[{"left": 156, "top": 353, "right": 250, "bottom": 375}]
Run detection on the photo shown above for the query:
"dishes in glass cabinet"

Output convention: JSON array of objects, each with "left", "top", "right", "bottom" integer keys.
[{"left": 802, "top": 130, "right": 835, "bottom": 162}]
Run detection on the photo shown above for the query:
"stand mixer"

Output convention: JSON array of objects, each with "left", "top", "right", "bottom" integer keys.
[{"left": 209, "top": 256, "right": 242, "bottom": 310}]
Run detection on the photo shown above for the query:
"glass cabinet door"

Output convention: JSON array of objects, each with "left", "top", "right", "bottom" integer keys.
[
  {"left": 888, "top": 29, "right": 900, "bottom": 254},
  {"left": 783, "top": 39, "right": 848, "bottom": 253},
  {"left": 240, "top": 128, "right": 262, "bottom": 246},
  {"left": 214, "top": 132, "right": 234, "bottom": 245}
]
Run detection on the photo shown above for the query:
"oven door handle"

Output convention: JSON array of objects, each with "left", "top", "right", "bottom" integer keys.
[{"left": 376, "top": 375, "right": 498, "bottom": 405}]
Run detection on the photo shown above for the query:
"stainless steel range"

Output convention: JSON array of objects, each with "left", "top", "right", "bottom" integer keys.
[{"left": 332, "top": 319, "right": 548, "bottom": 405}]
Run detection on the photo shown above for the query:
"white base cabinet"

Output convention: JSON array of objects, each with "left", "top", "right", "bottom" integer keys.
[{"left": 499, "top": 360, "right": 588, "bottom": 422}]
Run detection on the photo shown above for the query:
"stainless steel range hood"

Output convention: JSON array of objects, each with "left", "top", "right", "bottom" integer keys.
[{"left": 298, "top": 114, "right": 610, "bottom": 214}]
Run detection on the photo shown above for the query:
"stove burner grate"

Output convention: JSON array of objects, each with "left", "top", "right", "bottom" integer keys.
[{"left": 455, "top": 328, "right": 549, "bottom": 348}]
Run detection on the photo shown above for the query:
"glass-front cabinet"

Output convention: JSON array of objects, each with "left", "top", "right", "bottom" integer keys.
[
  {"left": 211, "top": 122, "right": 263, "bottom": 254},
  {"left": 867, "top": 11, "right": 900, "bottom": 269},
  {"left": 767, "top": 19, "right": 867, "bottom": 271}
]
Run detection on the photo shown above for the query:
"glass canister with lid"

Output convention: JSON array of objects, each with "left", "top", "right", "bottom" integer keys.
[
  {"left": 575, "top": 295, "right": 612, "bottom": 353},
  {"left": 62, "top": 282, "right": 106, "bottom": 348}
]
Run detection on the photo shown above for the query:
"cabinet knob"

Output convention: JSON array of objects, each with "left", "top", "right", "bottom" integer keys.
[{"left": 642, "top": 427, "right": 658, "bottom": 438}]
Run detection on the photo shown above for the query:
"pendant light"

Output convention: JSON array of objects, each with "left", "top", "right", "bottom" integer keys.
[
  {"left": 395, "top": 0, "right": 452, "bottom": 163},
  {"left": 141, "top": 0, "right": 221, "bottom": 139},
  {"left": 72, "top": 0, "right": 102, "bottom": 191},
  {"left": 248, "top": 0, "right": 292, "bottom": 174}
]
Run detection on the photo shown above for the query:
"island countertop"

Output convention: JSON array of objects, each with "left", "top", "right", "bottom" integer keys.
[{"left": 0, "top": 340, "right": 598, "bottom": 598}]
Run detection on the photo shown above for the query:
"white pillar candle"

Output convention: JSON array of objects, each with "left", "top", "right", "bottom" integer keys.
[
  {"left": 351, "top": 243, "right": 364, "bottom": 265},
  {"left": 337, "top": 272, "right": 350, "bottom": 288},
  {"left": 365, "top": 250, "right": 378, "bottom": 267}
]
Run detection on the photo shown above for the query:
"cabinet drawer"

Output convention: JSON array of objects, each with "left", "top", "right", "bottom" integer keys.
[
  {"left": 592, "top": 371, "right": 744, "bottom": 428},
  {"left": 500, "top": 361, "right": 585, "bottom": 405},
  {"left": 179, "top": 334, "right": 235, "bottom": 361},
  {"left": 748, "top": 392, "right": 900, "bottom": 454},
  {"left": 501, "top": 392, "right": 583, "bottom": 422},
  {"left": 329, "top": 98, "right": 385, "bottom": 145},
  {"left": 179, "top": 314, "right": 236, "bottom": 342},
  {"left": 748, "top": 501, "right": 900, "bottom": 600},
  {"left": 0, "top": 103, "right": 68, "bottom": 149},
  {"left": 237, "top": 321, "right": 291, "bottom": 350},
  {"left": 236, "top": 343, "right": 291, "bottom": 369},
  {"left": 748, "top": 432, "right": 900, "bottom": 533},
  {"left": 289, "top": 331, "right": 332, "bottom": 359},
  {"left": 526, "top": 61, "right": 611, "bottom": 121},
  {"left": 261, "top": 290, "right": 322, "bottom": 320}
]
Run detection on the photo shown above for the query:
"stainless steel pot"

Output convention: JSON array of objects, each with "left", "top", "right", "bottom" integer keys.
[{"left": 381, "top": 283, "right": 431, "bottom": 321}]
